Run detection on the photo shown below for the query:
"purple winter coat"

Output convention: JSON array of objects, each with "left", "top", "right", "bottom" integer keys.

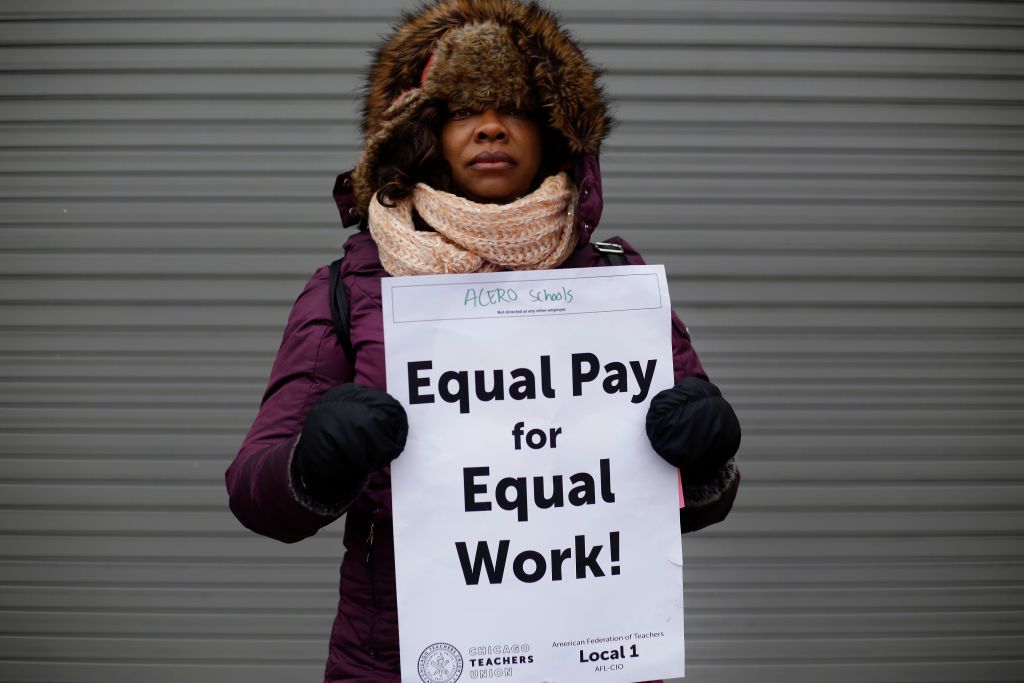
[{"left": 226, "top": 154, "right": 740, "bottom": 682}]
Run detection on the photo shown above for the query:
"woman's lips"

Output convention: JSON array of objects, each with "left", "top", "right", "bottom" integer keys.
[{"left": 469, "top": 151, "right": 516, "bottom": 170}]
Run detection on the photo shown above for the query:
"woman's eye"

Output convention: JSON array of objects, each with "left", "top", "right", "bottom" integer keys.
[{"left": 450, "top": 109, "right": 474, "bottom": 120}]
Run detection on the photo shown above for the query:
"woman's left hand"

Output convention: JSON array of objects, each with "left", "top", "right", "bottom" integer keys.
[{"left": 645, "top": 376, "right": 741, "bottom": 483}]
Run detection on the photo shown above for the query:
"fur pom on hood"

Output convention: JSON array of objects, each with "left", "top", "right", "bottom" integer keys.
[{"left": 352, "top": 0, "right": 613, "bottom": 214}]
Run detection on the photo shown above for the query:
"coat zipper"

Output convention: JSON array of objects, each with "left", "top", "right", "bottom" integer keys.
[{"left": 365, "top": 514, "right": 378, "bottom": 658}]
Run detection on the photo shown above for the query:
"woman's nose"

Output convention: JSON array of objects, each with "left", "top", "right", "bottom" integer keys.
[{"left": 474, "top": 109, "right": 508, "bottom": 142}]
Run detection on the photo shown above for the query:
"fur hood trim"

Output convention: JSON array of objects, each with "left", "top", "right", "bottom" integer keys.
[{"left": 352, "top": 0, "right": 613, "bottom": 214}]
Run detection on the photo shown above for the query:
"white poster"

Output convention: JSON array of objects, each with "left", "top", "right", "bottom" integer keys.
[{"left": 382, "top": 265, "right": 685, "bottom": 683}]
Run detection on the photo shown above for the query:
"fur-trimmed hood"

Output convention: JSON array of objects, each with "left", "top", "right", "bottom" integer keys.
[{"left": 351, "top": 0, "right": 613, "bottom": 214}]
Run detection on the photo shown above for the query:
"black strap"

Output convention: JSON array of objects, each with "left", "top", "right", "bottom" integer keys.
[
  {"left": 328, "top": 257, "right": 356, "bottom": 367},
  {"left": 593, "top": 241, "right": 628, "bottom": 266}
]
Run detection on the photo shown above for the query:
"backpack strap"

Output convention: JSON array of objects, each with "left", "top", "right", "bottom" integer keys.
[
  {"left": 328, "top": 257, "right": 356, "bottom": 367},
  {"left": 593, "top": 240, "right": 628, "bottom": 266}
]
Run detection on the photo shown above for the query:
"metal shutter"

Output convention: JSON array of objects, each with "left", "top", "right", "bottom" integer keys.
[{"left": 1, "top": 1, "right": 1022, "bottom": 681}]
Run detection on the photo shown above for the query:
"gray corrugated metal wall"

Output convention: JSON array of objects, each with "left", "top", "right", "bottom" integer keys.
[{"left": 1, "top": 1, "right": 1023, "bottom": 681}]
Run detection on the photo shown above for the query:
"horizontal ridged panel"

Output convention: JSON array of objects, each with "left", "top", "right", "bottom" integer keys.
[
  {"left": 2, "top": 1, "right": 1023, "bottom": 682},
  {"left": 0, "top": 662, "right": 1017, "bottom": 683}
]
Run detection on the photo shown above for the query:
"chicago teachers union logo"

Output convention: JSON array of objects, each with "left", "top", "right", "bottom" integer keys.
[{"left": 418, "top": 642, "right": 464, "bottom": 683}]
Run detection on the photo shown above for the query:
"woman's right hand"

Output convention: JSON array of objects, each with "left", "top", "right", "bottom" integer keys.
[{"left": 292, "top": 383, "right": 409, "bottom": 505}]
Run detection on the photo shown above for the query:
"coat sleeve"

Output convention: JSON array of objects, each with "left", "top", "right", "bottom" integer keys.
[
  {"left": 225, "top": 266, "right": 357, "bottom": 543},
  {"left": 608, "top": 236, "right": 740, "bottom": 533}
]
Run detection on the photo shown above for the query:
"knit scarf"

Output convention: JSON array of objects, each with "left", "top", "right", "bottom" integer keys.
[{"left": 368, "top": 172, "right": 577, "bottom": 276}]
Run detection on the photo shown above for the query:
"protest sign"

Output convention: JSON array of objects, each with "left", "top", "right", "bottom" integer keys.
[{"left": 382, "top": 265, "right": 685, "bottom": 683}]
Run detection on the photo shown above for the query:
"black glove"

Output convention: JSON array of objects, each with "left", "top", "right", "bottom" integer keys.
[
  {"left": 292, "top": 383, "right": 408, "bottom": 505},
  {"left": 645, "top": 376, "right": 741, "bottom": 484}
]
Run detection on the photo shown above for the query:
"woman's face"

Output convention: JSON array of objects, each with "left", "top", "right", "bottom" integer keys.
[{"left": 440, "top": 106, "right": 544, "bottom": 203}]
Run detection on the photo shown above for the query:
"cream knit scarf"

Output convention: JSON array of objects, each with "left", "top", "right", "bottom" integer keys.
[{"left": 368, "top": 172, "right": 577, "bottom": 276}]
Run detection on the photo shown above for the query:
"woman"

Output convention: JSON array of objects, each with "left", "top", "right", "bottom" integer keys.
[{"left": 226, "top": 2, "right": 741, "bottom": 681}]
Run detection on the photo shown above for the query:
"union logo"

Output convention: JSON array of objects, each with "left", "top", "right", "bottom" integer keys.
[{"left": 417, "top": 642, "right": 464, "bottom": 683}]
